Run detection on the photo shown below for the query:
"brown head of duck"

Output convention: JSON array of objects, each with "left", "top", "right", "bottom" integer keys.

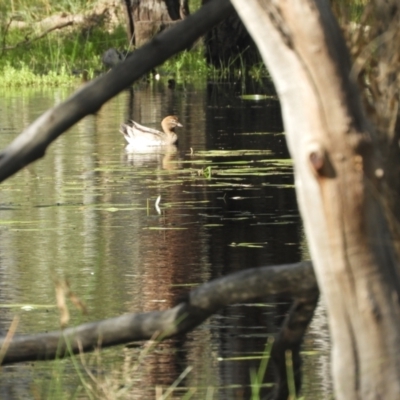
[{"left": 161, "top": 116, "right": 183, "bottom": 141}]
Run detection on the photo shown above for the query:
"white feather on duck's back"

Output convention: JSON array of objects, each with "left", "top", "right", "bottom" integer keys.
[{"left": 120, "top": 115, "right": 183, "bottom": 148}]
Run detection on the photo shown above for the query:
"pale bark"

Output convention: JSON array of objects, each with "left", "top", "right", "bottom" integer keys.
[
  {"left": 230, "top": 0, "right": 400, "bottom": 399},
  {"left": 127, "top": 0, "right": 189, "bottom": 47}
]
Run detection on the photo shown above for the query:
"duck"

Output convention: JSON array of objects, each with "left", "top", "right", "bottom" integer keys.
[
  {"left": 101, "top": 48, "right": 124, "bottom": 69},
  {"left": 120, "top": 115, "right": 183, "bottom": 147}
]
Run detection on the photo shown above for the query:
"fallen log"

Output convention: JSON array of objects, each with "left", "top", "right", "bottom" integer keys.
[{"left": 0, "top": 261, "right": 317, "bottom": 365}]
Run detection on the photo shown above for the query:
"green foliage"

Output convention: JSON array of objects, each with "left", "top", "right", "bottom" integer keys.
[
  {"left": 0, "top": 21, "right": 127, "bottom": 86},
  {"left": 1, "top": 0, "right": 95, "bottom": 16},
  {"left": 0, "top": 0, "right": 269, "bottom": 86},
  {"left": 331, "top": 0, "right": 368, "bottom": 22},
  {"left": 161, "top": 48, "right": 209, "bottom": 78},
  {"left": 1, "top": 62, "right": 84, "bottom": 87}
]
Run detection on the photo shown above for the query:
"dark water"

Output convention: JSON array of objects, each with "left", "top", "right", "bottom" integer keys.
[{"left": 0, "top": 80, "right": 330, "bottom": 398}]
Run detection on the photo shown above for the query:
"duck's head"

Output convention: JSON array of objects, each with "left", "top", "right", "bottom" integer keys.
[{"left": 161, "top": 116, "right": 183, "bottom": 132}]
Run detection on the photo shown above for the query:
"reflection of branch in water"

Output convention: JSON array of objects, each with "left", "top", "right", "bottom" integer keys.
[{"left": 1, "top": 262, "right": 317, "bottom": 398}]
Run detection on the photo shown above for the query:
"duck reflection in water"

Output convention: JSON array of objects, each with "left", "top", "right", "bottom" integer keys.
[{"left": 120, "top": 115, "right": 182, "bottom": 148}]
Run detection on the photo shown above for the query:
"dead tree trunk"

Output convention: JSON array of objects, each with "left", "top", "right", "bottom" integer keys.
[
  {"left": 231, "top": 0, "right": 400, "bottom": 399},
  {"left": 123, "top": 0, "right": 189, "bottom": 47},
  {"left": 202, "top": 0, "right": 260, "bottom": 68}
]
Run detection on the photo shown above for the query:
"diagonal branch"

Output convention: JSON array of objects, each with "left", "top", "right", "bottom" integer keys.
[
  {"left": 0, "top": 0, "right": 234, "bottom": 183},
  {"left": 0, "top": 261, "right": 316, "bottom": 365}
]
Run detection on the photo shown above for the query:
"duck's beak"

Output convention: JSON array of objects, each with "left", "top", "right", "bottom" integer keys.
[{"left": 176, "top": 122, "right": 183, "bottom": 128}]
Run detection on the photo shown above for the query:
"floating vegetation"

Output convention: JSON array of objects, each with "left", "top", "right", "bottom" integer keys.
[
  {"left": 229, "top": 242, "right": 268, "bottom": 248},
  {"left": 143, "top": 227, "right": 188, "bottom": 230},
  {"left": 234, "top": 131, "right": 278, "bottom": 136},
  {"left": 204, "top": 224, "right": 224, "bottom": 228},
  {"left": 239, "top": 94, "right": 276, "bottom": 101},
  {"left": 0, "top": 220, "right": 46, "bottom": 225},
  {"left": 0, "top": 304, "right": 56, "bottom": 309},
  {"left": 103, "top": 207, "right": 119, "bottom": 212},
  {"left": 216, "top": 167, "right": 281, "bottom": 177},
  {"left": 162, "top": 200, "right": 210, "bottom": 206},
  {"left": 194, "top": 149, "right": 273, "bottom": 157},
  {"left": 10, "top": 227, "right": 61, "bottom": 231},
  {"left": 218, "top": 355, "right": 271, "bottom": 361},
  {"left": 250, "top": 221, "right": 295, "bottom": 226},
  {"left": 199, "top": 165, "right": 212, "bottom": 179}
]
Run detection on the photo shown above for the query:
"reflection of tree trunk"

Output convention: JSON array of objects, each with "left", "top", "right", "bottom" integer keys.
[
  {"left": 202, "top": 0, "right": 260, "bottom": 68},
  {"left": 232, "top": 0, "right": 400, "bottom": 398},
  {"left": 270, "top": 295, "right": 319, "bottom": 399},
  {"left": 123, "top": 0, "right": 189, "bottom": 47}
]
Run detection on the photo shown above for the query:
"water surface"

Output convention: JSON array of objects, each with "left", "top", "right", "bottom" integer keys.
[{"left": 0, "top": 79, "right": 329, "bottom": 399}]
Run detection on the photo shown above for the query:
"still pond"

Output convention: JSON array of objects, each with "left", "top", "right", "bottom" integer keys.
[{"left": 0, "top": 79, "right": 330, "bottom": 399}]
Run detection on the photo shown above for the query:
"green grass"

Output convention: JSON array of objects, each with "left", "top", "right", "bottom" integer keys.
[
  {"left": 0, "top": 0, "right": 131, "bottom": 86},
  {"left": 0, "top": 0, "right": 95, "bottom": 18},
  {"left": 0, "top": 0, "right": 270, "bottom": 87},
  {"left": 1, "top": 62, "right": 82, "bottom": 87},
  {"left": 161, "top": 47, "right": 209, "bottom": 80},
  {"left": 31, "top": 335, "right": 302, "bottom": 400},
  {"left": 249, "top": 339, "right": 273, "bottom": 400},
  {"left": 0, "top": 20, "right": 128, "bottom": 87},
  {"left": 0, "top": 0, "right": 368, "bottom": 88}
]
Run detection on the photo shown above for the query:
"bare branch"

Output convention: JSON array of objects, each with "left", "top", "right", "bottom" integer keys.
[
  {"left": 0, "top": 261, "right": 316, "bottom": 365},
  {"left": 3, "top": 20, "right": 75, "bottom": 50},
  {"left": 2, "top": 0, "right": 120, "bottom": 51}
]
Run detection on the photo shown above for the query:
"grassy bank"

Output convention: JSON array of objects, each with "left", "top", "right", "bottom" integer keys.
[
  {"left": 0, "top": 21, "right": 213, "bottom": 88},
  {"left": 1, "top": 0, "right": 124, "bottom": 86},
  {"left": 0, "top": 0, "right": 368, "bottom": 88},
  {"left": 0, "top": 0, "right": 204, "bottom": 87},
  {"left": 1, "top": 24, "right": 129, "bottom": 87},
  {"left": 0, "top": 0, "right": 136, "bottom": 87},
  {"left": 0, "top": 0, "right": 269, "bottom": 87}
]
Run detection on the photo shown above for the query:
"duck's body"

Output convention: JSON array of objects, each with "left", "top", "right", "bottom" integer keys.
[{"left": 120, "top": 116, "right": 182, "bottom": 147}]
